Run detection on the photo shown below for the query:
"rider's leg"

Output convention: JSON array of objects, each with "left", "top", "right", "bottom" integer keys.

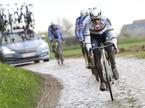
[
  {"left": 91, "top": 34, "right": 106, "bottom": 91},
  {"left": 79, "top": 32, "right": 90, "bottom": 68},
  {"left": 104, "top": 31, "right": 119, "bottom": 80},
  {"left": 81, "top": 45, "right": 88, "bottom": 67},
  {"left": 84, "top": 35, "right": 93, "bottom": 68},
  {"left": 51, "top": 44, "right": 55, "bottom": 53},
  {"left": 59, "top": 43, "right": 64, "bottom": 62},
  {"left": 51, "top": 42, "right": 58, "bottom": 58}
]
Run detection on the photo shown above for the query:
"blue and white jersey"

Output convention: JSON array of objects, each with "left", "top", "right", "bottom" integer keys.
[
  {"left": 48, "top": 24, "right": 63, "bottom": 42},
  {"left": 83, "top": 15, "right": 114, "bottom": 35},
  {"left": 75, "top": 15, "right": 87, "bottom": 41}
]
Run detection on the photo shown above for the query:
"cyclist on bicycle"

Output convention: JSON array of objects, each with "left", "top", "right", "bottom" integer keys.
[
  {"left": 48, "top": 22, "right": 64, "bottom": 57},
  {"left": 75, "top": 9, "right": 92, "bottom": 69},
  {"left": 83, "top": 7, "right": 119, "bottom": 91}
]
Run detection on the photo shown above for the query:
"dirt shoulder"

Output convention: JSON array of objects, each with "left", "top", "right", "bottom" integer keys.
[{"left": 36, "top": 74, "right": 63, "bottom": 108}]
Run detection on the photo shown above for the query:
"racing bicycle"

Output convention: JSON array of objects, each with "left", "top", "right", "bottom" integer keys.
[
  {"left": 92, "top": 42, "right": 114, "bottom": 101},
  {"left": 52, "top": 39, "right": 64, "bottom": 65},
  {"left": 81, "top": 41, "right": 99, "bottom": 81}
]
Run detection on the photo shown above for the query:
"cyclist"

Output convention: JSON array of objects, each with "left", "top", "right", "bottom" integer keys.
[
  {"left": 83, "top": 7, "right": 119, "bottom": 91},
  {"left": 48, "top": 22, "right": 64, "bottom": 58},
  {"left": 75, "top": 9, "right": 86, "bottom": 41},
  {"left": 75, "top": 9, "right": 92, "bottom": 69}
]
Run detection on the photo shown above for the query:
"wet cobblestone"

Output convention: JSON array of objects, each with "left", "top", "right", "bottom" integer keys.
[{"left": 23, "top": 57, "right": 145, "bottom": 108}]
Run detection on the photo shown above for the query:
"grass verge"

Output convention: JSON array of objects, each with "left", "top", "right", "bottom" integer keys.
[
  {"left": 0, "top": 63, "right": 43, "bottom": 108},
  {"left": 118, "top": 51, "right": 145, "bottom": 59},
  {"left": 118, "top": 37, "right": 145, "bottom": 58},
  {"left": 49, "top": 37, "right": 145, "bottom": 59}
]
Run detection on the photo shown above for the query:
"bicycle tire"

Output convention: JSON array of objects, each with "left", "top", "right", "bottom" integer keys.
[
  {"left": 58, "top": 48, "right": 63, "bottom": 65},
  {"left": 91, "top": 67, "right": 99, "bottom": 81},
  {"left": 0, "top": 13, "right": 6, "bottom": 32},
  {"left": 55, "top": 45, "right": 60, "bottom": 65},
  {"left": 59, "top": 47, "right": 64, "bottom": 65},
  {"left": 60, "top": 54, "right": 64, "bottom": 65},
  {"left": 81, "top": 44, "right": 88, "bottom": 63},
  {"left": 56, "top": 43, "right": 63, "bottom": 65},
  {"left": 103, "top": 60, "right": 114, "bottom": 101},
  {"left": 30, "top": 13, "right": 35, "bottom": 29}
]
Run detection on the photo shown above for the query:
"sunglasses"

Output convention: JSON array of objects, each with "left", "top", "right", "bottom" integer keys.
[{"left": 91, "top": 18, "right": 101, "bottom": 22}]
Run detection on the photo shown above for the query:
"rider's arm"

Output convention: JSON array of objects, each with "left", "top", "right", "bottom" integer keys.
[
  {"left": 75, "top": 17, "right": 80, "bottom": 40},
  {"left": 103, "top": 16, "right": 114, "bottom": 31},
  {"left": 104, "top": 17, "right": 118, "bottom": 52},
  {"left": 56, "top": 25, "right": 64, "bottom": 43},
  {"left": 60, "top": 28, "right": 64, "bottom": 42},
  {"left": 82, "top": 16, "right": 90, "bottom": 34},
  {"left": 106, "top": 18, "right": 112, "bottom": 26},
  {"left": 82, "top": 16, "right": 90, "bottom": 36}
]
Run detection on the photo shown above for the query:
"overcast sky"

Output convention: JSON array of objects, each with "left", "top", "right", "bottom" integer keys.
[{"left": 1, "top": 0, "right": 145, "bottom": 34}]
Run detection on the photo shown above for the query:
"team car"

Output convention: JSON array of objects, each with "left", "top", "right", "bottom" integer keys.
[{"left": 0, "top": 29, "right": 50, "bottom": 64}]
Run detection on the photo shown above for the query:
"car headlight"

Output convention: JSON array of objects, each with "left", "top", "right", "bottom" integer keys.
[
  {"left": 39, "top": 43, "right": 49, "bottom": 50},
  {"left": 37, "top": 42, "right": 49, "bottom": 54},
  {"left": 2, "top": 46, "right": 15, "bottom": 54}
]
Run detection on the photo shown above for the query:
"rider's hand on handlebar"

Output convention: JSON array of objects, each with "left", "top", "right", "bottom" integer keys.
[
  {"left": 114, "top": 47, "right": 119, "bottom": 54},
  {"left": 50, "top": 40, "right": 54, "bottom": 46},
  {"left": 62, "top": 40, "right": 65, "bottom": 46}
]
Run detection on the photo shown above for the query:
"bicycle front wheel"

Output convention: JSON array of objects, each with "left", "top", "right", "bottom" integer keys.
[
  {"left": 91, "top": 67, "right": 99, "bottom": 81},
  {"left": 103, "top": 60, "right": 114, "bottom": 101},
  {"left": 57, "top": 45, "right": 64, "bottom": 65}
]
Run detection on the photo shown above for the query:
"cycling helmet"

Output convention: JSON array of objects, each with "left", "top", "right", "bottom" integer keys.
[
  {"left": 80, "top": 9, "right": 88, "bottom": 16},
  {"left": 89, "top": 7, "right": 101, "bottom": 19},
  {"left": 50, "top": 22, "right": 55, "bottom": 26}
]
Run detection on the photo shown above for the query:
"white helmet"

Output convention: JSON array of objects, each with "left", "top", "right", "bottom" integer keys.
[
  {"left": 50, "top": 21, "right": 55, "bottom": 26},
  {"left": 89, "top": 7, "right": 101, "bottom": 19},
  {"left": 80, "top": 9, "right": 88, "bottom": 16}
]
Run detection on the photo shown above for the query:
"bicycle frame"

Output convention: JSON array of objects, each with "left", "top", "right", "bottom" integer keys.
[
  {"left": 12, "top": 3, "right": 35, "bottom": 30},
  {"left": 92, "top": 43, "right": 114, "bottom": 101},
  {"left": 80, "top": 41, "right": 99, "bottom": 80},
  {"left": 22, "top": 4, "right": 35, "bottom": 29},
  {"left": 0, "top": 7, "right": 7, "bottom": 32},
  {"left": 6, "top": 6, "right": 14, "bottom": 31},
  {"left": 0, "top": 3, "right": 35, "bottom": 33},
  {"left": 52, "top": 39, "right": 64, "bottom": 65}
]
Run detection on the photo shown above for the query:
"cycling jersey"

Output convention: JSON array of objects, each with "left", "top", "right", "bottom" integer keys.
[
  {"left": 75, "top": 15, "right": 87, "bottom": 41},
  {"left": 83, "top": 14, "right": 117, "bottom": 49},
  {"left": 83, "top": 15, "right": 113, "bottom": 35},
  {"left": 48, "top": 24, "right": 63, "bottom": 42}
]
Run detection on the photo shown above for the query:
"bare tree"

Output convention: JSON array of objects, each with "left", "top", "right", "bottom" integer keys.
[{"left": 58, "top": 18, "right": 74, "bottom": 37}]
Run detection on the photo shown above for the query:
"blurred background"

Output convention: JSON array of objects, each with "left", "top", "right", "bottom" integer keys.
[{"left": 1, "top": 0, "right": 145, "bottom": 58}]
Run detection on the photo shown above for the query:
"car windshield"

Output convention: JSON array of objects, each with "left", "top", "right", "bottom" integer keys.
[{"left": 1, "top": 30, "right": 41, "bottom": 45}]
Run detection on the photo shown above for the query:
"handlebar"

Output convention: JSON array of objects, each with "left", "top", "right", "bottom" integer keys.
[{"left": 92, "top": 43, "right": 113, "bottom": 50}]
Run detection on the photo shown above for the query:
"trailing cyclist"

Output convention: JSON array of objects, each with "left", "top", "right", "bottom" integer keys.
[
  {"left": 83, "top": 7, "right": 119, "bottom": 91},
  {"left": 48, "top": 22, "right": 64, "bottom": 61},
  {"left": 75, "top": 9, "right": 92, "bottom": 69}
]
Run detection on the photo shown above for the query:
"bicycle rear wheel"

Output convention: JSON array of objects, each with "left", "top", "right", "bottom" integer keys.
[{"left": 81, "top": 45, "right": 88, "bottom": 64}]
